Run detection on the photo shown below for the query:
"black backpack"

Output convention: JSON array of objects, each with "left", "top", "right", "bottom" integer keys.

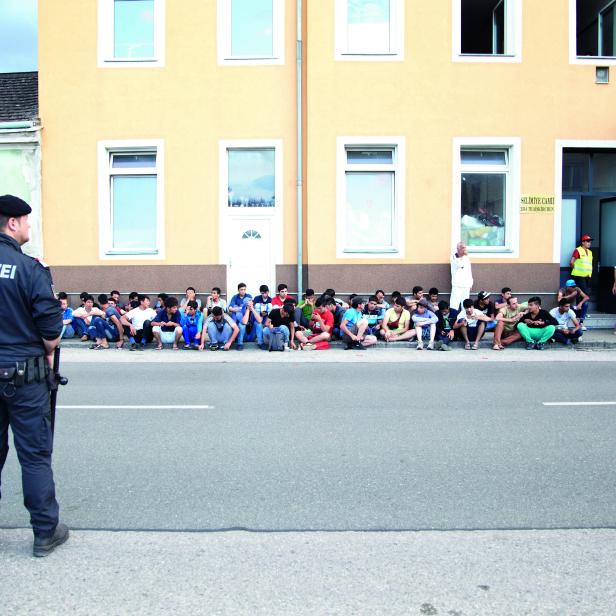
[{"left": 268, "top": 329, "right": 285, "bottom": 352}]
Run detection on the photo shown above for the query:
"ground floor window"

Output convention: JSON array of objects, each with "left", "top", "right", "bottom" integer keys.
[
  {"left": 336, "top": 137, "right": 405, "bottom": 257},
  {"left": 454, "top": 139, "right": 519, "bottom": 255},
  {"left": 98, "top": 140, "right": 164, "bottom": 258}
]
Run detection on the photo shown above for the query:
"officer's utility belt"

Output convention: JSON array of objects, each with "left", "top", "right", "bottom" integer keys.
[{"left": 0, "top": 356, "right": 48, "bottom": 387}]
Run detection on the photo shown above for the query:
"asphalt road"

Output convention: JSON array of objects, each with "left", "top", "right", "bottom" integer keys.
[{"left": 2, "top": 362, "right": 615, "bottom": 532}]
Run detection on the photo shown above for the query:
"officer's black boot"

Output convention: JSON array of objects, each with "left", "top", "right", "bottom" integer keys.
[{"left": 33, "top": 523, "right": 69, "bottom": 557}]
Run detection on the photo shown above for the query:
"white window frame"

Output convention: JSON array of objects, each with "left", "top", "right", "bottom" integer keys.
[
  {"left": 334, "top": 0, "right": 405, "bottom": 61},
  {"left": 452, "top": 0, "right": 522, "bottom": 63},
  {"left": 452, "top": 137, "right": 520, "bottom": 258},
  {"left": 569, "top": 0, "right": 616, "bottom": 65},
  {"left": 217, "top": 0, "right": 285, "bottom": 66},
  {"left": 98, "top": 139, "right": 165, "bottom": 260},
  {"left": 218, "top": 139, "right": 284, "bottom": 267},
  {"left": 98, "top": 0, "right": 166, "bottom": 68},
  {"left": 336, "top": 136, "right": 406, "bottom": 259}
]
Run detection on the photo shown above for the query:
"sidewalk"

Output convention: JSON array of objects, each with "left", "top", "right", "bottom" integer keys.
[{"left": 1, "top": 528, "right": 614, "bottom": 615}]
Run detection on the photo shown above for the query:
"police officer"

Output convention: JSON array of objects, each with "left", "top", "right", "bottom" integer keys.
[{"left": 0, "top": 194, "right": 69, "bottom": 557}]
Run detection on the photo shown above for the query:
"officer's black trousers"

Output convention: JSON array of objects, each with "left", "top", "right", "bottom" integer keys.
[{"left": 0, "top": 379, "right": 59, "bottom": 538}]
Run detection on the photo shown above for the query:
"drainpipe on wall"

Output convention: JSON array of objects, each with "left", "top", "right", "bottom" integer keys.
[{"left": 296, "top": 0, "right": 303, "bottom": 297}]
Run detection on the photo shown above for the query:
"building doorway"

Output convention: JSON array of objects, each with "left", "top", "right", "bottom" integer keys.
[{"left": 561, "top": 148, "right": 616, "bottom": 312}]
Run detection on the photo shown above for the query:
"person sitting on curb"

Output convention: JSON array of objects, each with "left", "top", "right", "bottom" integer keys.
[
  {"left": 557, "top": 279, "right": 589, "bottom": 329},
  {"left": 204, "top": 287, "right": 227, "bottom": 315},
  {"left": 89, "top": 294, "right": 124, "bottom": 350},
  {"left": 228, "top": 283, "right": 252, "bottom": 350},
  {"left": 411, "top": 303, "right": 438, "bottom": 350},
  {"left": 435, "top": 300, "right": 458, "bottom": 350},
  {"left": 72, "top": 294, "right": 104, "bottom": 341},
  {"left": 425, "top": 288, "right": 440, "bottom": 312},
  {"left": 474, "top": 291, "right": 497, "bottom": 334},
  {"left": 516, "top": 296, "right": 558, "bottom": 350},
  {"left": 263, "top": 302, "right": 297, "bottom": 350},
  {"left": 494, "top": 287, "right": 512, "bottom": 311},
  {"left": 201, "top": 306, "right": 239, "bottom": 351},
  {"left": 453, "top": 298, "right": 494, "bottom": 350},
  {"left": 405, "top": 286, "right": 424, "bottom": 314},
  {"left": 492, "top": 295, "right": 527, "bottom": 350},
  {"left": 121, "top": 294, "right": 156, "bottom": 350},
  {"left": 295, "top": 296, "right": 333, "bottom": 350},
  {"left": 59, "top": 297, "right": 75, "bottom": 339},
  {"left": 151, "top": 296, "right": 183, "bottom": 350},
  {"left": 362, "top": 295, "right": 385, "bottom": 336},
  {"left": 380, "top": 296, "right": 415, "bottom": 343},
  {"left": 549, "top": 298, "right": 582, "bottom": 346},
  {"left": 340, "top": 296, "right": 377, "bottom": 350},
  {"left": 181, "top": 300, "right": 203, "bottom": 349}
]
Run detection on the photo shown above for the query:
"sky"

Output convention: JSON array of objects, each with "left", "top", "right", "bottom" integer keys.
[{"left": 0, "top": 0, "right": 38, "bottom": 73}]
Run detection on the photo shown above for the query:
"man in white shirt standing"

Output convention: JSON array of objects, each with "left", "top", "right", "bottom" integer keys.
[{"left": 450, "top": 241, "right": 473, "bottom": 312}]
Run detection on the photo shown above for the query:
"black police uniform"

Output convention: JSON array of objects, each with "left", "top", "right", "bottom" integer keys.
[{"left": 0, "top": 196, "right": 63, "bottom": 540}]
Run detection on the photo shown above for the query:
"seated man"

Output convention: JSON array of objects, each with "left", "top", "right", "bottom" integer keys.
[
  {"left": 181, "top": 300, "right": 204, "bottom": 349},
  {"left": 251, "top": 285, "right": 273, "bottom": 348},
  {"left": 474, "top": 291, "right": 497, "bottom": 333},
  {"left": 296, "top": 288, "right": 316, "bottom": 328},
  {"left": 295, "top": 296, "right": 333, "bottom": 350},
  {"left": 271, "top": 283, "right": 297, "bottom": 308},
  {"left": 493, "top": 295, "right": 526, "bottom": 350},
  {"left": 557, "top": 279, "right": 589, "bottom": 326},
  {"left": 340, "top": 296, "right": 377, "bottom": 350},
  {"left": 494, "top": 287, "right": 512, "bottom": 311},
  {"left": 435, "top": 300, "right": 458, "bottom": 350},
  {"left": 425, "top": 288, "right": 440, "bottom": 312},
  {"left": 72, "top": 294, "right": 105, "bottom": 341},
  {"left": 201, "top": 306, "right": 239, "bottom": 351},
  {"left": 59, "top": 297, "right": 75, "bottom": 339},
  {"left": 109, "top": 290, "right": 126, "bottom": 316},
  {"left": 121, "top": 294, "right": 157, "bottom": 350},
  {"left": 380, "top": 297, "right": 415, "bottom": 343},
  {"left": 151, "top": 296, "right": 183, "bottom": 350},
  {"left": 453, "top": 298, "right": 494, "bottom": 350},
  {"left": 124, "top": 291, "right": 139, "bottom": 312},
  {"left": 228, "top": 282, "right": 252, "bottom": 350},
  {"left": 405, "top": 286, "right": 424, "bottom": 314},
  {"left": 550, "top": 298, "right": 582, "bottom": 346},
  {"left": 204, "top": 287, "right": 227, "bottom": 314},
  {"left": 89, "top": 294, "right": 124, "bottom": 349},
  {"left": 374, "top": 289, "right": 390, "bottom": 311},
  {"left": 180, "top": 286, "right": 202, "bottom": 313},
  {"left": 263, "top": 302, "right": 296, "bottom": 350},
  {"left": 412, "top": 302, "right": 438, "bottom": 350},
  {"left": 516, "top": 296, "right": 558, "bottom": 350},
  {"left": 362, "top": 295, "right": 385, "bottom": 336}
]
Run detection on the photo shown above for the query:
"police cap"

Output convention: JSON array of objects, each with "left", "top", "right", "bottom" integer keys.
[{"left": 0, "top": 194, "right": 32, "bottom": 217}]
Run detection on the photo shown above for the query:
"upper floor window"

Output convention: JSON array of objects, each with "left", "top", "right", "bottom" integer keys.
[
  {"left": 98, "top": 0, "right": 165, "bottom": 67},
  {"left": 453, "top": 0, "right": 522, "bottom": 63},
  {"left": 574, "top": 0, "right": 616, "bottom": 59},
  {"left": 218, "top": 0, "right": 285, "bottom": 65},
  {"left": 335, "top": 0, "right": 405, "bottom": 61}
]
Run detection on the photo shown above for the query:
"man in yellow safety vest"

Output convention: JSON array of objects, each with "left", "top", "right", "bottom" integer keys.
[{"left": 570, "top": 234, "right": 593, "bottom": 297}]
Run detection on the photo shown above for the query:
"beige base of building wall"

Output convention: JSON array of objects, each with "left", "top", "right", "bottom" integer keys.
[{"left": 52, "top": 263, "right": 559, "bottom": 298}]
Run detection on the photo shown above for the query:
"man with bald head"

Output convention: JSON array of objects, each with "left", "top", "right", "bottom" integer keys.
[{"left": 450, "top": 241, "right": 473, "bottom": 311}]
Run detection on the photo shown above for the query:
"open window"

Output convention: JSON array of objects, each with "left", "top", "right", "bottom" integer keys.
[
  {"left": 575, "top": 0, "right": 616, "bottom": 58},
  {"left": 454, "top": 0, "right": 520, "bottom": 62}
]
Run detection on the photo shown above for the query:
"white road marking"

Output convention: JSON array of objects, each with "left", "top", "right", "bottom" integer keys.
[
  {"left": 57, "top": 405, "right": 215, "bottom": 410},
  {"left": 542, "top": 401, "right": 616, "bottom": 407}
]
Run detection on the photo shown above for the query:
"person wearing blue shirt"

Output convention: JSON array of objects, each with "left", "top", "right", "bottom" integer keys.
[
  {"left": 340, "top": 296, "right": 377, "bottom": 350},
  {"left": 59, "top": 297, "right": 75, "bottom": 338},
  {"left": 180, "top": 300, "right": 203, "bottom": 349},
  {"left": 228, "top": 282, "right": 252, "bottom": 350},
  {"left": 151, "top": 296, "right": 183, "bottom": 350},
  {"left": 362, "top": 295, "right": 385, "bottom": 336}
]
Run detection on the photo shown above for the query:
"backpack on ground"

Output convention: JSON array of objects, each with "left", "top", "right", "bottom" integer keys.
[{"left": 268, "top": 328, "right": 285, "bottom": 352}]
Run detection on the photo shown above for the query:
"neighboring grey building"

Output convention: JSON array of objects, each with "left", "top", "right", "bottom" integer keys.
[{"left": 0, "top": 71, "right": 43, "bottom": 257}]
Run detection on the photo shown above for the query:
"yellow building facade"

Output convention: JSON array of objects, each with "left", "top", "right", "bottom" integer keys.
[{"left": 39, "top": 1, "right": 616, "bottom": 301}]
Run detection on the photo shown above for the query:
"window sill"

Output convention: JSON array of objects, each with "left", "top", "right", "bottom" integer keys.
[
  {"left": 570, "top": 56, "right": 616, "bottom": 66},
  {"left": 219, "top": 57, "right": 284, "bottom": 66},
  {"left": 99, "top": 58, "right": 165, "bottom": 69},
  {"left": 453, "top": 53, "right": 521, "bottom": 64},
  {"left": 335, "top": 53, "right": 404, "bottom": 62}
]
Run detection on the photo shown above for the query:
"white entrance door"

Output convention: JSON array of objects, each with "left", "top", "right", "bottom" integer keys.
[{"left": 227, "top": 218, "right": 274, "bottom": 297}]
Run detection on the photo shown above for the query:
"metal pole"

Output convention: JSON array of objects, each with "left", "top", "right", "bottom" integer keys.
[{"left": 296, "top": 0, "right": 303, "bottom": 298}]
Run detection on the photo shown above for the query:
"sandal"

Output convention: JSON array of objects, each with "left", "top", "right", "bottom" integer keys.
[
  {"left": 492, "top": 344, "right": 502, "bottom": 351},
  {"left": 156, "top": 345, "right": 163, "bottom": 350},
  {"left": 465, "top": 343, "right": 471, "bottom": 350},
  {"left": 472, "top": 343, "right": 479, "bottom": 350}
]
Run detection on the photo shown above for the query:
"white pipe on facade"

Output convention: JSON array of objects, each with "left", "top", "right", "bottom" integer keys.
[{"left": 296, "top": 0, "right": 303, "bottom": 296}]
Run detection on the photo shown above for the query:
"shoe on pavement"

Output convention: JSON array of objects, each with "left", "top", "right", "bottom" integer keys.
[
  {"left": 130, "top": 343, "right": 137, "bottom": 351},
  {"left": 209, "top": 343, "right": 219, "bottom": 351},
  {"left": 416, "top": 341, "right": 424, "bottom": 350},
  {"left": 427, "top": 342, "right": 434, "bottom": 350},
  {"left": 536, "top": 343, "right": 545, "bottom": 350},
  {"left": 526, "top": 342, "right": 535, "bottom": 350},
  {"left": 440, "top": 343, "right": 450, "bottom": 351},
  {"left": 236, "top": 344, "right": 243, "bottom": 351},
  {"left": 259, "top": 343, "right": 267, "bottom": 350},
  {"left": 33, "top": 523, "right": 69, "bottom": 558}
]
